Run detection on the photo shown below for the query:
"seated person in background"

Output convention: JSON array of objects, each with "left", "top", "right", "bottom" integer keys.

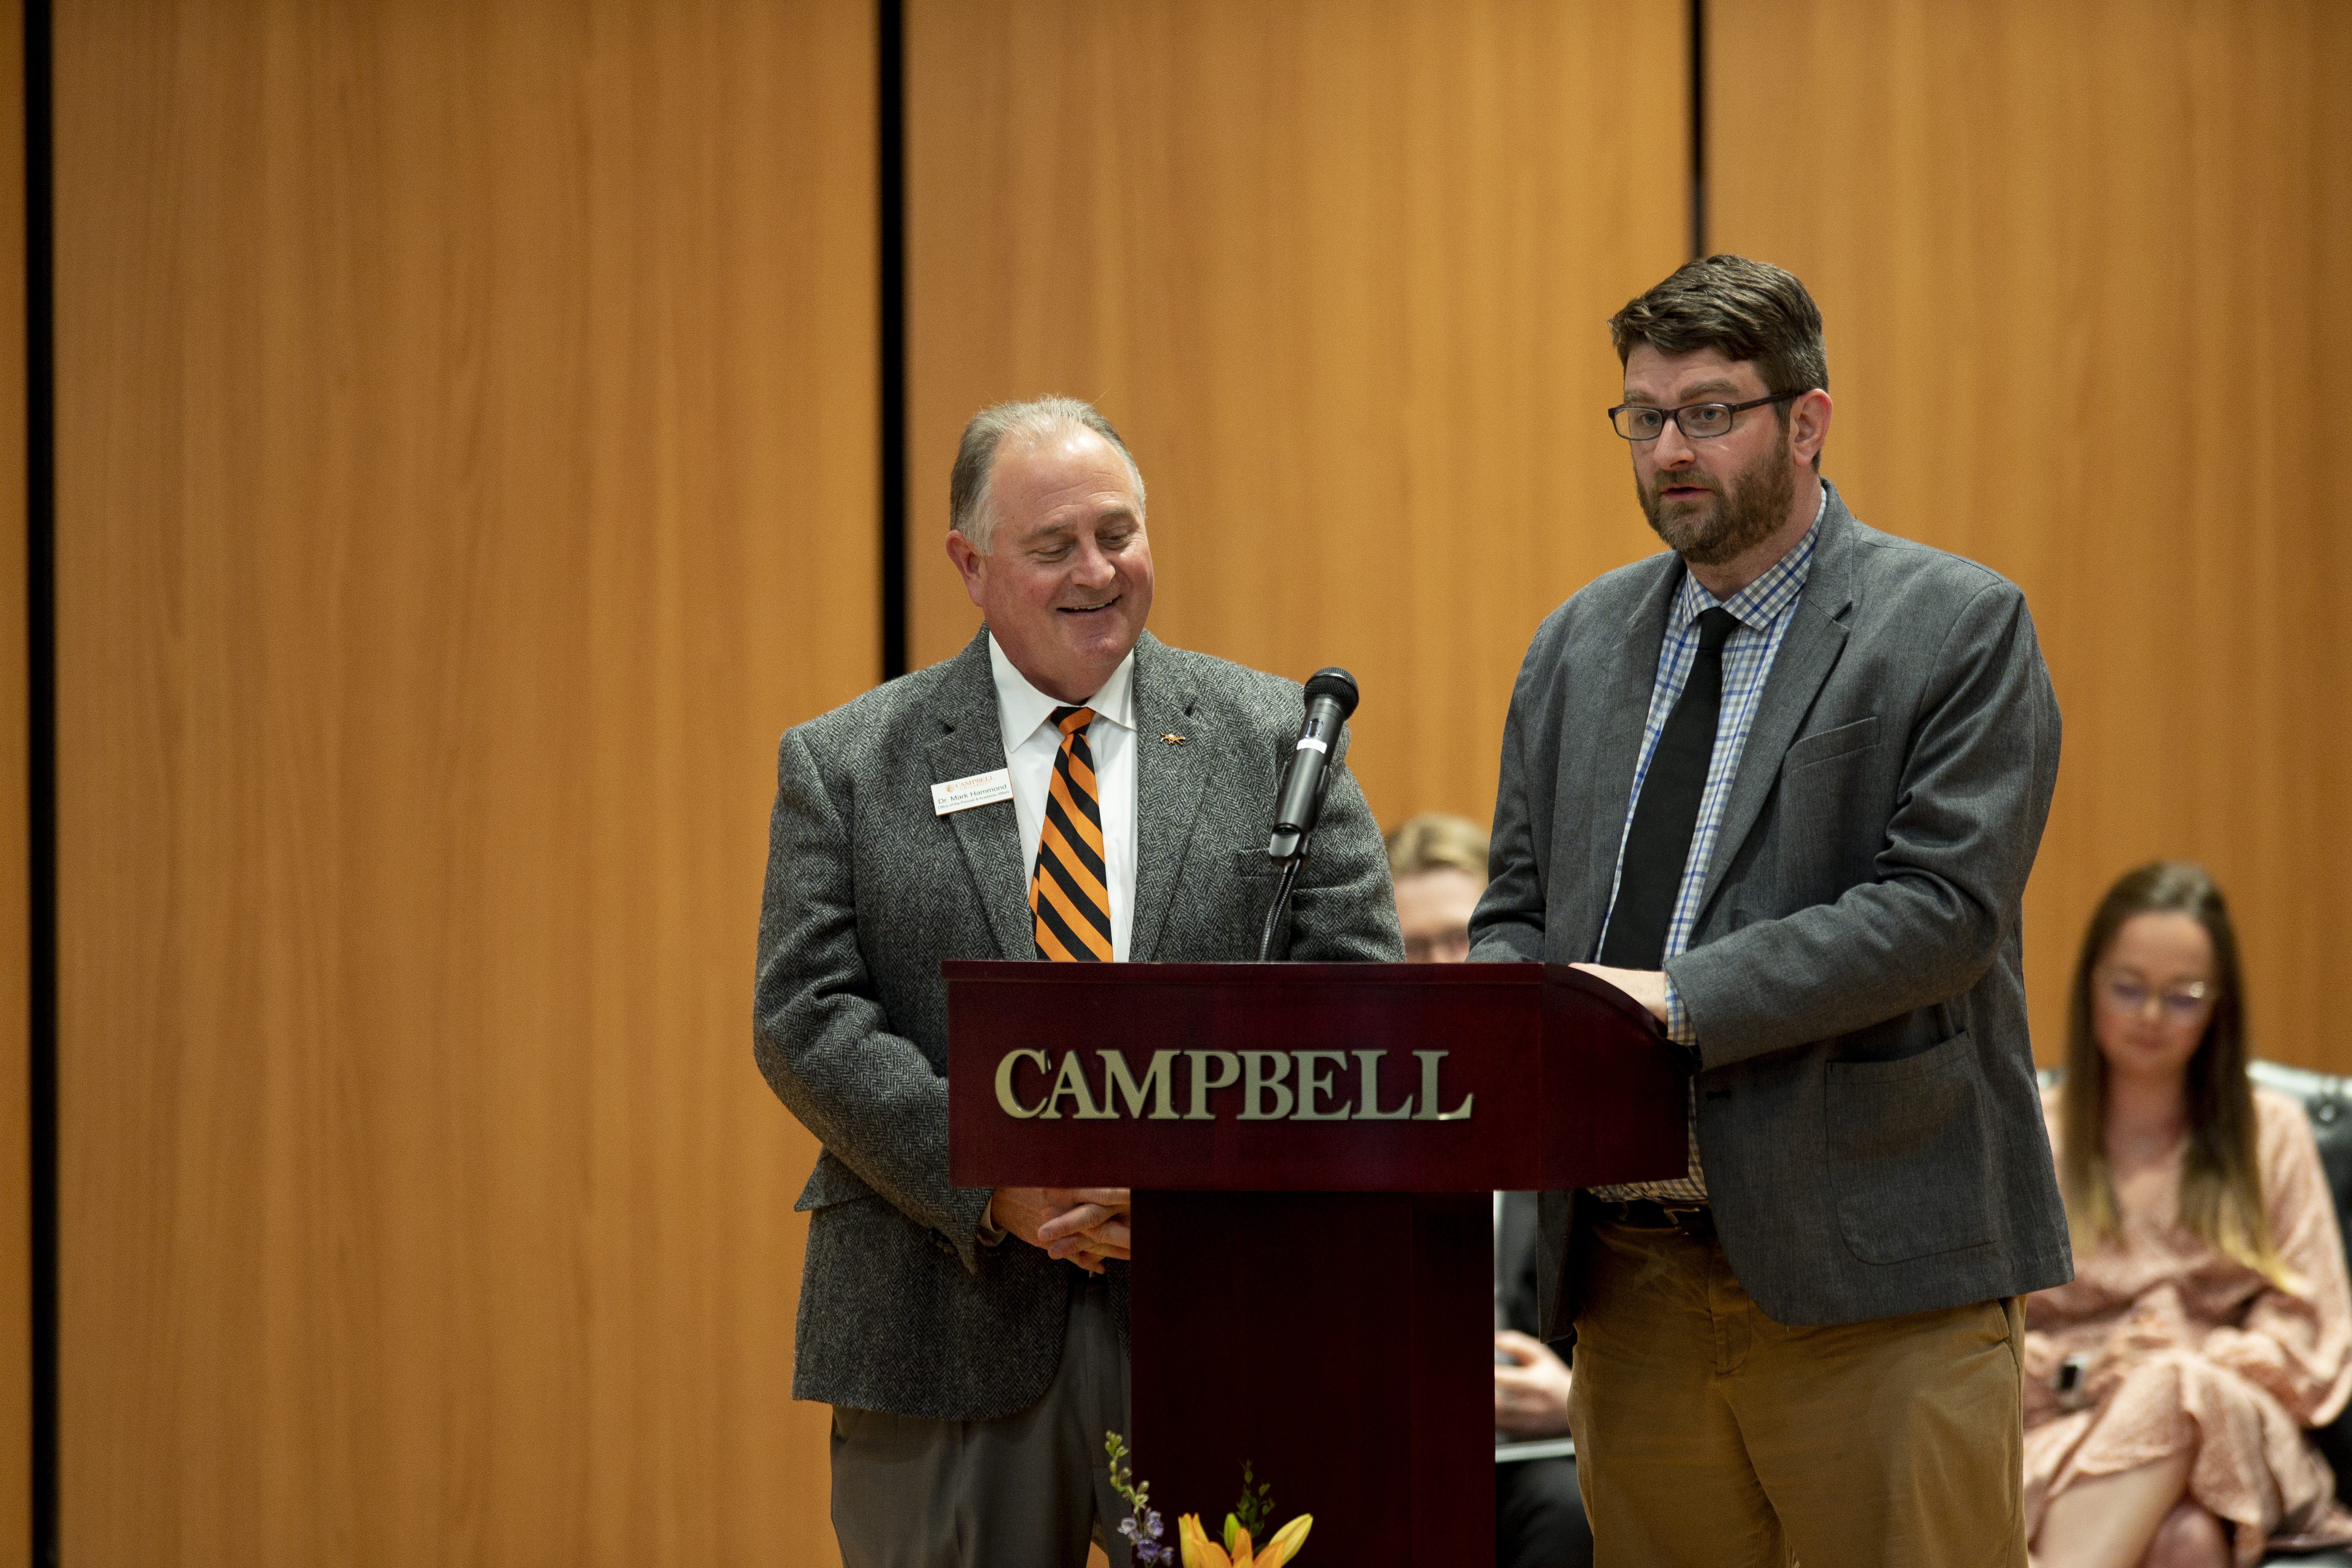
[
  {"left": 1388, "top": 813, "right": 1595, "bottom": 1568},
  {"left": 1390, "top": 811, "right": 1486, "bottom": 964},
  {"left": 2028, "top": 861, "right": 2352, "bottom": 1568}
]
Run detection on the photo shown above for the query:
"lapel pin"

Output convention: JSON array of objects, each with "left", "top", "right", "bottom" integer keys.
[{"left": 1160, "top": 733, "right": 1187, "bottom": 746}]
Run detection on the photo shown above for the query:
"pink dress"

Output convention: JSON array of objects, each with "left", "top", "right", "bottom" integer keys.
[{"left": 2025, "top": 1086, "right": 2352, "bottom": 1563}]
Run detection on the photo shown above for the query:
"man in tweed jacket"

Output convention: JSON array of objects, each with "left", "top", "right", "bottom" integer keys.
[{"left": 755, "top": 397, "right": 1399, "bottom": 1566}]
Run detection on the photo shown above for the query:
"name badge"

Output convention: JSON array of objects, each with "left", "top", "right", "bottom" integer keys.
[{"left": 932, "top": 768, "right": 1014, "bottom": 816}]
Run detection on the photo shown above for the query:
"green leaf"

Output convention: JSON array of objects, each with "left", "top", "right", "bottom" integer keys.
[{"left": 1232, "top": 1460, "right": 1275, "bottom": 1537}]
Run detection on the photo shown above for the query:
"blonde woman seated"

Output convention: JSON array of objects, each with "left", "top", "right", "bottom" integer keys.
[{"left": 2028, "top": 862, "right": 2352, "bottom": 1568}]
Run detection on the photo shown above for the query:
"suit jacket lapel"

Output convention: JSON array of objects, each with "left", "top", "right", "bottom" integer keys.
[
  {"left": 1128, "top": 633, "right": 1206, "bottom": 961},
  {"left": 1573, "top": 560, "right": 1681, "bottom": 958},
  {"left": 929, "top": 627, "right": 1034, "bottom": 960},
  {"left": 1694, "top": 494, "right": 1858, "bottom": 923}
]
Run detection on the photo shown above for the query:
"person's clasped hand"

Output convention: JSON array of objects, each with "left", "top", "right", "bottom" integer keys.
[
  {"left": 989, "top": 1186, "right": 1132, "bottom": 1273},
  {"left": 1493, "top": 1329, "right": 1576, "bottom": 1439}
]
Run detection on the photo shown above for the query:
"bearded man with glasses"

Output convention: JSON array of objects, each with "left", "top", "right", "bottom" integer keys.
[{"left": 1471, "top": 255, "right": 2069, "bottom": 1566}]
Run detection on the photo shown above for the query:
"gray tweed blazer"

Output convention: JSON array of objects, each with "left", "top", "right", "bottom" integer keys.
[
  {"left": 756, "top": 627, "right": 1401, "bottom": 1420},
  {"left": 1472, "top": 483, "right": 2074, "bottom": 1331}
]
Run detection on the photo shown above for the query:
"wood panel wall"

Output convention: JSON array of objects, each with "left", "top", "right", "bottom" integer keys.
[
  {"left": 50, "top": 2, "right": 871, "bottom": 1561},
  {"left": 1710, "top": 0, "right": 2352, "bottom": 1068},
  {"left": 906, "top": 0, "right": 1689, "bottom": 832},
  {"left": 33, "top": 2, "right": 2344, "bottom": 1558},
  {"left": 0, "top": 0, "right": 25, "bottom": 1558}
]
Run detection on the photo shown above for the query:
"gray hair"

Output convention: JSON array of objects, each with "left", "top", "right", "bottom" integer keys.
[{"left": 948, "top": 395, "right": 1147, "bottom": 552}]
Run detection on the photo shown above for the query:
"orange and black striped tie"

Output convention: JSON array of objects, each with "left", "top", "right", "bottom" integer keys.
[{"left": 1031, "top": 705, "right": 1114, "bottom": 962}]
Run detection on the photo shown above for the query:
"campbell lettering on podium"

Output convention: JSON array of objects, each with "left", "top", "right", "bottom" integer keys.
[
  {"left": 991, "top": 1045, "right": 1477, "bottom": 1123},
  {"left": 943, "top": 959, "right": 1689, "bottom": 1192}
]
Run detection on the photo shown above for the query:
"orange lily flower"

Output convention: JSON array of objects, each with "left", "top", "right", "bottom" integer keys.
[{"left": 1177, "top": 1511, "right": 1313, "bottom": 1568}]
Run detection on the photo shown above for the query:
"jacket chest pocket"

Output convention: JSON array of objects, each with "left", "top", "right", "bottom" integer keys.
[
  {"left": 1782, "top": 715, "right": 1879, "bottom": 775},
  {"left": 1770, "top": 716, "right": 1883, "bottom": 900}
]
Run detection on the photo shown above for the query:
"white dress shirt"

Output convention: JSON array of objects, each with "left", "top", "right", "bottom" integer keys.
[{"left": 987, "top": 633, "right": 1139, "bottom": 961}]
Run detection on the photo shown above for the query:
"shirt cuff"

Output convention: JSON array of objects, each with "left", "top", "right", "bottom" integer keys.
[
  {"left": 1664, "top": 975, "right": 1697, "bottom": 1051},
  {"left": 977, "top": 1201, "right": 1007, "bottom": 1247}
]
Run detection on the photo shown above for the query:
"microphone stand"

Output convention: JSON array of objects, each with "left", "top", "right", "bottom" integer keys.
[
  {"left": 1256, "top": 762, "right": 1333, "bottom": 960},
  {"left": 1256, "top": 854, "right": 1305, "bottom": 962}
]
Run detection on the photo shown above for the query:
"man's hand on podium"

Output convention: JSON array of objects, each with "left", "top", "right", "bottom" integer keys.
[
  {"left": 1493, "top": 1330, "right": 1575, "bottom": 1439},
  {"left": 1569, "top": 963, "right": 1670, "bottom": 1025},
  {"left": 989, "top": 1187, "right": 1133, "bottom": 1274}
]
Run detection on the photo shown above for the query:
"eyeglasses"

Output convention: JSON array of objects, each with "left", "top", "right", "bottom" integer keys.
[
  {"left": 2095, "top": 974, "right": 2216, "bottom": 1024},
  {"left": 1608, "top": 390, "right": 1802, "bottom": 442}
]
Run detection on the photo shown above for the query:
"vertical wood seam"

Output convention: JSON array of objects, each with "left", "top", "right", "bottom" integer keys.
[
  {"left": 879, "top": 0, "right": 908, "bottom": 681},
  {"left": 21, "top": 0, "right": 52, "bottom": 1559},
  {"left": 1689, "top": 0, "right": 1707, "bottom": 259}
]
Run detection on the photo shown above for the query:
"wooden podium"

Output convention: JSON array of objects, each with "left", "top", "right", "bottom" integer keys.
[{"left": 946, "top": 960, "right": 1685, "bottom": 1564}]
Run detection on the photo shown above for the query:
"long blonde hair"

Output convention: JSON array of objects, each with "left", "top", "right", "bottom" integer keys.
[{"left": 2060, "top": 861, "right": 2289, "bottom": 1287}]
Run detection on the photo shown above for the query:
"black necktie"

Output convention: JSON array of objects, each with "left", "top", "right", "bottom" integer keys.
[{"left": 1599, "top": 607, "right": 1739, "bottom": 970}]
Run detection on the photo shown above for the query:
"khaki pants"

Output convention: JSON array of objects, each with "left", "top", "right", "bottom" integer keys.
[{"left": 1568, "top": 1217, "right": 2025, "bottom": 1568}]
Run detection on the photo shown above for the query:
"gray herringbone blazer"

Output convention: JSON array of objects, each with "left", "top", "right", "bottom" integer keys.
[
  {"left": 1473, "top": 484, "right": 2073, "bottom": 1331},
  {"left": 756, "top": 628, "right": 1401, "bottom": 1421}
]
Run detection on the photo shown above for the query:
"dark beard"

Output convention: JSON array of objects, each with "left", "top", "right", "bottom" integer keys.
[{"left": 1636, "top": 447, "right": 1797, "bottom": 567}]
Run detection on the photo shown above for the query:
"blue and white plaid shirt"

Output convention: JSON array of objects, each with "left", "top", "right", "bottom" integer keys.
[{"left": 1592, "top": 487, "right": 1823, "bottom": 1204}]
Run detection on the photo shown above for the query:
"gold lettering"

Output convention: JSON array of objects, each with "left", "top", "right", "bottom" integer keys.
[
  {"left": 1291, "top": 1050, "right": 1351, "bottom": 1120},
  {"left": 1185, "top": 1050, "right": 1241, "bottom": 1120},
  {"left": 1239, "top": 1051, "right": 1296, "bottom": 1121},
  {"left": 1042, "top": 1049, "right": 1114, "bottom": 1120},
  {"left": 1413, "top": 1049, "right": 1474, "bottom": 1121},
  {"left": 994, "top": 1048, "right": 1052, "bottom": 1119},
  {"left": 1353, "top": 1049, "right": 1413, "bottom": 1119},
  {"left": 1102, "top": 1049, "right": 1180, "bottom": 1120}
]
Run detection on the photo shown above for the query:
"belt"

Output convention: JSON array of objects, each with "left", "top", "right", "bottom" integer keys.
[{"left": 1594, "top": 1198, "right": 1716, "bottom": 1239}]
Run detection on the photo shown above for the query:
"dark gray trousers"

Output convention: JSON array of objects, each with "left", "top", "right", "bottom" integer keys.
[
  {"left": 1498, "top": 1454, "right": 1595, "bottom": 1568},
  {"left": 831, "top": 1274, "right": 1133, "bottom": 1568}
]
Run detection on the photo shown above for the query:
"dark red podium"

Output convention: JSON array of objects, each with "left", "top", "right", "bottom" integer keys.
[{"left": 946, "top": 961, "right": 1685, "bottom": 1564}]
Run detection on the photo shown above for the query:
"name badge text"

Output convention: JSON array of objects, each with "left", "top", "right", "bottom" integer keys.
[{"left": 932, "top": 769, "right": 1014, "bottom": 816}]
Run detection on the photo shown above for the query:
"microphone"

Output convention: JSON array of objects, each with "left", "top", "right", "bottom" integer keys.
[{"left": 1267, "top": 667, "right": 1360, "bottom": 863}]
